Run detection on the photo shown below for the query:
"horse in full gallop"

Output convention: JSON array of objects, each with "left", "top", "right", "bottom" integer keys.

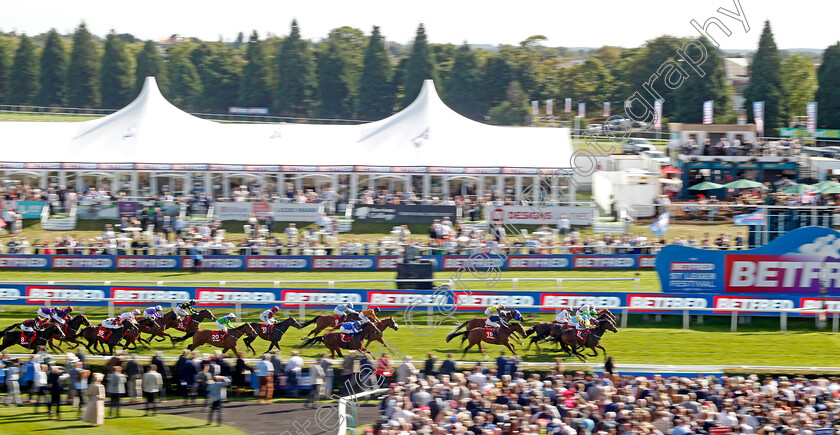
[
  {"left": 0, "top": 323, "right": 65, "bottom": 353},
  {"left": 243, "top": 316, "right": 303, "bottom": 354},
  {"left": 164, "top": 309, "right": 217, "bottom": 344},
  {"left": 186, "top": 323, "right": 258, "bottom": 355},
  {"left": 462, "top": 322, "right": 527, "bottom": 359},
  {"left": 80, "top": 321, "right": 140, "bottom": 355},
  {"left": 45, "top": 314, "right": 92, "bottom": 351},
  {"left": 300, "top": 322, "right": 379, "bottom": 358},
  {"left": 299, "top": 312, "right": 361, "bottom": 340},
  {"left": 446, "top": 310, "right": 523, "bottom": 344},
  {"left": 557, "top": 318, "right": 618, "bottom": 361}
]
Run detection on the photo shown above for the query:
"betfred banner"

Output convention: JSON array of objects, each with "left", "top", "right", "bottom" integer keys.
[
  {"left": 353, "top": 204, "right": 456, "bottom": 223},
  {"left": 0, "top": 284, "right": 833, "bottom": 316},
  {"left": 656, "top": 226, "right": 840, "bottom": 294},
  {"left": 214, "top": 203, "right": 322, "bottom": 221},
  {"left": 485, "top": 205, "right": 594, "bottom": 226}
]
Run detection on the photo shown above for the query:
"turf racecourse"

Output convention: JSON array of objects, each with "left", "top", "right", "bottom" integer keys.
[
  {"left": 1, "top": 270, "right": 838, "bottom": 366},
  {"left": 0, "top": 406, "right": 247, "bottom": 434}
]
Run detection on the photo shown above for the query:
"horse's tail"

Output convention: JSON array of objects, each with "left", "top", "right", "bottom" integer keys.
[
  {"left": 300, "top": 316, "right": 320, "bottom": 328},
  {"left": 1, "top": 323, "right": 20, "bottom": 333},
  {"left": 172, "top": 331, "right": 196, "bottom": 343},
  {"left": 445, "top": 322, "right": 470, "bottom": 342},
  {"left": 300, "top": 335, "right": 324, "bottom": 349}
]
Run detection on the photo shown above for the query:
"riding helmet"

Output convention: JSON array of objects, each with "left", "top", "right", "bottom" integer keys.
[
  {"left": 272, "top": 306, "right": 280, "bottom": 312},
  {"left": 155, "top": 305, "right": 163, "bottom": 311},
  {"left": 229, "top": 313, "right": 236, "bottom": 319}
]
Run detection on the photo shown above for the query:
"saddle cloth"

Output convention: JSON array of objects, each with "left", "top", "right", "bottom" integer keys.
[
  {"left": 179, "top": 315, "right": 192, "bottom": 330},
  {"left": 19, "top": 332, "right": 33, "bottom": 346},
  {"left": 211, "top": 331, "right": 226, "bottom": 342},
  {"left": 485, "top": 327, "right": 497, "bottom": 340},
  {"left": 340, "top": 333, "right": 351, "bottom": 343},
  {"left": 334, "top": 316, "right": 342, "bottom": 327},
  {"left": 97, "top": 326, "right": 112, "bottom": 340},
  {"left": 576, "top": 329, "right": 589, "bottom": 341},
  {"left": 260, "top": 323, "right": 274, "bottom": 334}
]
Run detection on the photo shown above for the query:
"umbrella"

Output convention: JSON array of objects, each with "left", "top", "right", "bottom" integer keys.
[
  {"left": 781, "top": 184, "right": 814, "bottom": 195},
  {"left": 818, "top": 185, "right": 840, "bottom": 195},
  {"left": 661, "top": 167, "right": 683, "bottom": 175},
  {"left": 723, "top": 179, "right": 765, "bottom": 189},
  {"left": 814, "top": 181, "right": 840, "bottom": 193},
  {"left": 689, "top": 181, "right": 724, "bottom": 191}
]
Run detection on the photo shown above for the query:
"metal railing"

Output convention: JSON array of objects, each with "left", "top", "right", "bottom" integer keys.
[{"left": 2, "top": 292, "right": 837, "bottom": 333}]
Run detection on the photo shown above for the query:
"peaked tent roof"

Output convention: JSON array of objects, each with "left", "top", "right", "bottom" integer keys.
[{"left": 0, "top": 78, "right": 572, "bottom": 171}]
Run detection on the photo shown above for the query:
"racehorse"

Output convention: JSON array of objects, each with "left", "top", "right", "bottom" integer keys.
[
  {"left": 299, "top": 312, "right": 361, "bottom": 340},
  {"left": 186, "top": 323, "right": 258, "bottom": 355},
  {"left": 242, "top": 316, "right": 303, "bottom": 355},
  {"left": 525, "top": 310, "right": 618, "bottom": 354},
  {"left": 362, "top": 317, "right": 400, "bottom": 351},
  {"left": 300, "top": 322, "right": 379, "bottom": 358},
  {"left": 461, "top": 322, "right": 526, "bottom": 359},
  {"left": 164, "top": 309, "right": 217, "bottom": 344},
  {"left": 80, "top": 321, "right": 140, "bottom": 355},
  {"left": 0, "top": 323, "right": 65, "bottom": 353},
  {"left": 445, "top": 310, "right": 523, "bottom": 343},
  {"left": 136, "top": 311, "right": 179, "bottom": 343},
  {"left": 557, "top": 318, "right": 618, "bottom": 361},
  {"left": 45, "top": 314, "right": 92, "bottom": 352}
]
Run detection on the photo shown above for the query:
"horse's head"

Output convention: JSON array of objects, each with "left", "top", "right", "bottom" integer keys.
[
  {"left": 512, "top": 310, "right": 523, "bottom": 321},
  {"left": 75, "top": 314, "right": 92, "bottom": 327},
  {"left": 509, "top": 322, "right": 526, "bottom": 337},
  {"left": 199, "top": 309, "right": 217, "bottom": 321},
  {"left": 382, "top": 317, "right": 399, "bottom": 331},
  {"left": 288, "top": 316, "right": 303, "bottom": 329},
  {"left": 240, "top": 323, "right": 258, "bottom": 337},
  {"left": 606, "top": 319, "right": 618, "bottom": 333}
]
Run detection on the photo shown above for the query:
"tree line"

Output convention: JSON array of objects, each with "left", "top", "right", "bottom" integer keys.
[{"left": 0, "top": 20, "right": 837, "bottom": 134}]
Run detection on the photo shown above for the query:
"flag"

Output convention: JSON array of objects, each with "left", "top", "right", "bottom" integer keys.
[
  {"left": 564, "top": 98, "right": 572, "bottom": 113},
  {"left": 807, "top": 102, "right": 817, "bottom": 135},
  {"left": 753, "top": 101, "right": 764, "bottom": 134},
  {"left": 531, "top": 100, "right": 539, "bottom": 116},
  {"left": 546, "top": 99, "right": 553, "bottom": 115},
  {"left": 733, "top": 209, "right": 766, "bottom": 226},
  {"left": 578, "top": 102, "right": 586, "bottom": 117},
  {"left": 603, "top": 102, "right": 611, "bottom": 117},
  {"left": 648, "top": 212, "right": 670, "bottom": 238},
  {"left": 653, "top": 100, "right": 663, "bottom": 130},
  {"left": 703, "top": 100, "right": 713, "bottom": 124}
]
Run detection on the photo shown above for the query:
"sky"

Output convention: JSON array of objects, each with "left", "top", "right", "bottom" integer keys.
[{"left": 1, "top": 0, "right": 837, "bottom": 51}]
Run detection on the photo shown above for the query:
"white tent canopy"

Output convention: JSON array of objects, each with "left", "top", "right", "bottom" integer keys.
[{"left": 0, "top": 77, "right": 572, "bottom": 173}]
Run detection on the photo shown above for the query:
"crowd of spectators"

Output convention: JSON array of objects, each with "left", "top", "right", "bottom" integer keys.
[
  {"left": 373, "top": 361, "right": 840, "bottom": 435},
  {"left": 675, "top": 138, "right": 801, "bottom": 157}
]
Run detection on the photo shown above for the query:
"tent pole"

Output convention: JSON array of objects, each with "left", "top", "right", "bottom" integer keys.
[
  {"left": 295, "top": 174, "right": 303, "bottom": 192},
  {"left": 422, "top": 174, "right": 431, "bottom": 200},
  {"left": 514, "top": 176, "right": 523, "bottom": 204},
  {"left": 204, "top": 172, "right": 212, "bottom": 198},
  {"left": 442, "top": 176, "right": 449, "bottom": 201},
  {"left": 131, "top": 172, "right": 139, "bottom": 199}
]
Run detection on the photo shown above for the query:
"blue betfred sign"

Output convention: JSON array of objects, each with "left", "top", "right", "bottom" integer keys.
[{"left": 656, "top": 226, "right": 840, "bottom": 294}]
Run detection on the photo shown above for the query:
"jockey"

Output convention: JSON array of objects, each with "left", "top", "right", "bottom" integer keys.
[
  {"left": 36, "top": 306, "right": 54, "bottom": 326},
  {"left": 339, "top": 321, "right": 362, "bottom": 337},
  {"left": 359, "top": 307, "right": 381, "bottom": 325},
  {"left": 20, "top": 318, "right": 38, "bottom": 339},
  {"left": 216, "top": 313, "right": 235, "bottom": 333},
  {"left": 260, "top": 306, "right": 281, "bottom": 324},
  {"left": 333, "top": 303, "right": 357, "bottom": 323},
  {"left": 51, "top": 306, "right": 73, "bottom": 326},
  {"left": 144, "top": 305, "right": 164, "bottom": 327},
  {"left": 119, "top": 309, "right": 142, "bottom": 326},
  {"left": 174, "top": 299, "right": 198, "bottom": 321},
  {"left": 101, "top": 317, "right": 123, "bottom": 329},
  {"left": 484, "top": 304, "right": 508, "bottom": 331},
  {"left": 554, "top": 307, "right": 572, "bottom": 325}
]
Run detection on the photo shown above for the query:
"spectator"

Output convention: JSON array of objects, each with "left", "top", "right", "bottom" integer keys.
[
  {"left": 125, "top": 354, "right": 143, "bottom": 402},
  {"left": 4, "top": 358, "right": 21, "bottom": 406},
  {"left": 306, "top": 356, "right": 326, "bottom": 408},
  {"left": 395, "top": 356, "right": 416, "bottom": 384},
  {"left": 206, "top": 375, "right": 230, "bottom": 426},
  {"left": 233, "top": 351, "right": 249, "bottom": 397},
  {"left": 255, "top": 354, "right": 274, "bottom": 404},
  {"left": 32, "top": 363, "right": 48, "bottom": 413},
  {"left": 286, "top": 351, "right": 304, "bottom": 398},
  {"left": 439, "top": 353, "right": 457, "bottom": 378},
  {"left": 341, "top": 351, "right": 357, "bottom": 395},
  {"left": 47, "top": 365, "right": 66, "bottom": 419},
  {"left": 106, "top": 366, "right": 126, "bottom": 418},
  {"left": 81, "top": 372, "right": 105, "bottom": 426},
  {"left": 151, "top": 351, "right": 170, "bottom": 403},
  {"left": 68, "top": 360, "right": 89, "bottom": 414},
  {"left": 142, "top": 364, "right": 163, "bottom": 416},
  {"left": 422, "top": 353, "right": 437, "bottom": 379}
]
